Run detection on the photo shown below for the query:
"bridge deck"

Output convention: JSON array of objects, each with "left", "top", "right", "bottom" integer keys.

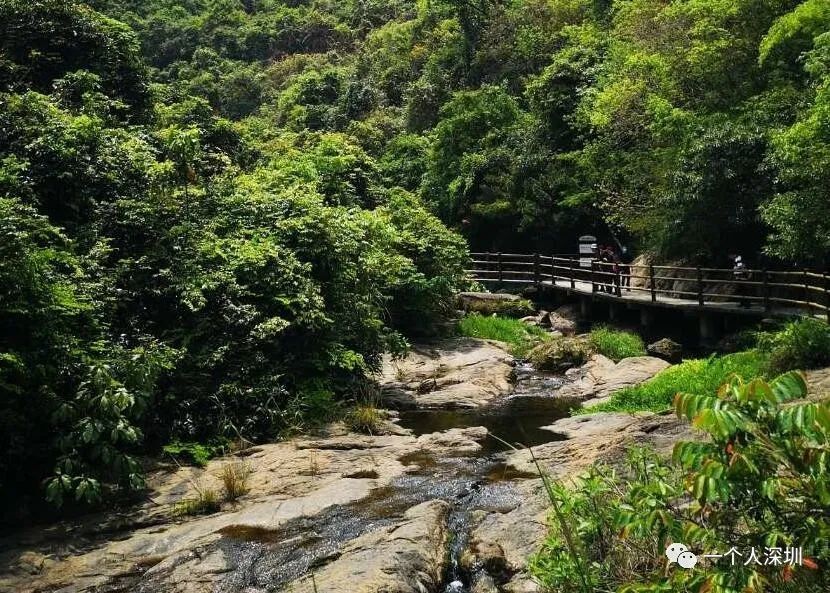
[{"left": 469, "top": 252, "right": 829, "bottom": 320}]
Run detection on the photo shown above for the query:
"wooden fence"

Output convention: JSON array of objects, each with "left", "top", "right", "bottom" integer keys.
[{"left": 468, "top": 252, "right": 830, "bottom": 319}]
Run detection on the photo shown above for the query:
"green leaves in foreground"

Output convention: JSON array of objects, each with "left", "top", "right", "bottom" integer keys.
[{"left": 532, "top": 371, "right": 830, "bottom": 593}]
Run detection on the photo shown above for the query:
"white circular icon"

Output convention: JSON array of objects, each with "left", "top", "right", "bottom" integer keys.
[
  {"left": 665, "top": 543, "right": 688, "bottom": 563},
  {"left": 678, "top": 551, "right": 698, "bottom": 569}
]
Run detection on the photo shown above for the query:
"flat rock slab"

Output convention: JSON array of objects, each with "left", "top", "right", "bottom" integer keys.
[
  {"left": 0, "top": 428, "right": 486, "bottom": 593},
  {"left": 379, "top": 337, "right": 514, "bottom": 409}
]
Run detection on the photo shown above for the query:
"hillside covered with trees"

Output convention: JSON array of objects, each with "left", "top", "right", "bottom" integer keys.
[{"left": 1, "top": 0, "right": 829, "bottom": 521}]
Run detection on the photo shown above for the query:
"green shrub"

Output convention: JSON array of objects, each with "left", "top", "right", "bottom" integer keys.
[
  {"left": 757, "top": 317, "right": 830, "bottom": 374},
  {"left": 458, "top": 313, "right": 550, "bottom": 357},
  {"left": 163, "top": 440, "right": 229, "bottom": 467},
  {"left": 587, "top": 326, "right": 646, "bottom": 361},
  {"left": 531, "top": 373, "right": 830, "bottom": 593},
  {"left": 529, "top": 337, "right": 592, "bottom": 372},
  {"left": 582, "top": 351, "right": 768, "bottom": 413}
]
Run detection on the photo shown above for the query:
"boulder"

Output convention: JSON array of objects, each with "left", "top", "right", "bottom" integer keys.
[
  {"left": 528, "top": 337, "right": 591, "bottom": 372},
  {"left": 379, "top": 337, "right": 514, "bottom": 409},
  {"left": 547, "top": 313, "right": 576, "bottom": 336},
  {"left": 457, "top": 292, "right": 534, "bottom": 317},
  {"left": 458, "top": 291, "right": 523, "bottom": 304},
  {"left": 646, "top": 338, "right": 683, "bottom": 363},
  {"left": 557, "top": 354, "right": 670, "bottom": 404}
]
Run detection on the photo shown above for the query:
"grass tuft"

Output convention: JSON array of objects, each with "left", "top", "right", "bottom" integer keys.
[
  {"left": 458, "top": 313, "right": 550, "bottom": 357},
  {"left": 344, "top": 405, "right": 385, "bottom": 434},
  {"left": 218, "top": 460, "right": 251, "bottom": 502},
  {"left": 587, "top": 326, "right": 645, "bottom": 361},
  {"left": 173, "top": 485, "right": 221, "bottom": 516}
]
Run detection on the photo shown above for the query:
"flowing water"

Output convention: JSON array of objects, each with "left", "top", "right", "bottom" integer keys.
[{"left": 115, "top": 364, "right": 578, "bottom": 593}]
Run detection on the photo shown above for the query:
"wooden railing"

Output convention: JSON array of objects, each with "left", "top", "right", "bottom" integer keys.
[{"left": 468, "top": 252, "right": 830, "bottom": 319}]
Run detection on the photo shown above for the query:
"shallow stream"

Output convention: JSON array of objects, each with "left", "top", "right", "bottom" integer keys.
[{"left": 125, "top": 364, "right": 577, "bottom": 593}]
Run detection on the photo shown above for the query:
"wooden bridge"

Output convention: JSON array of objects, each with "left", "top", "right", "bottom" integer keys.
[{"left": 468, "top": 252, "right": 829, "bottom": 339}]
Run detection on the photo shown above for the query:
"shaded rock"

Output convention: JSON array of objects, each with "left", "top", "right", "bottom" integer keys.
[
  {"left": 647, "top": 338, "right": 682, "bottom": 363},
  {"left": 379, "top": 338, "right": 514, "bottom": 409},
  {"left": 471, "top": 572, "right": 499, "bottom": 593},
  {"left": 457, "top": 292, "right": 534, "bottom": 317},
  {"left": 458, "top": 291, "right": 523, "bottom": 304},
  {"left": 282, "top": 500, "right": 449, "bottom": 593},
  {"left": 553, "top": 304, "right": 580, "bottom": 323},
  {"left": 547, "top": 312, "right": 576, "bottom": 336},
  {"left": 528, "top": 337, "right": 591, "bottom": 372}
]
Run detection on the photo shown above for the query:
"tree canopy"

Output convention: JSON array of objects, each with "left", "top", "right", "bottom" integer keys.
[{"left": 2, "top": 0, "right": 829, "bottom": 520}]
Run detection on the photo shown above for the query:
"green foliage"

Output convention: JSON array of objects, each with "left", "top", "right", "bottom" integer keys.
[
  {"left": 529, "top": 337, "right": 593, "bottom": 372},
  {"left": 0, "top": 0, "right": 469, "bottom": 515},
  {"left": 532, "top": 373, "right": 830, "bottom": 593},
  {"left": 163, "top": 441, "right": 229, "bottom": 468},
  {"left": 587, "top": 326, "right": 646, "bottom": 362},
  {"left": 757, "top": 318, "right": 830, "bottom": 375},
  {"left": 0, "top": 0, "right": 151, "bottom": 115},
  {"left": 584, "top": 351, "right": 768, "bottom": 413},
  {"left": 458, "top": 313, "right": 549, "bottom": 357}
]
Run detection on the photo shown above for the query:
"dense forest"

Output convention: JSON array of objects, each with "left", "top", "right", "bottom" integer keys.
[{"left": 1, "top": 0, "right": 829, "bottom": 520}]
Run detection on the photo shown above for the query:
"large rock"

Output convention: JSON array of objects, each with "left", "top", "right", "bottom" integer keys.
[
  {"left": 646, "top": 338, "right": 683, "bottom": 363},
  {"left": 379, "top": 337, "right": 514, "bottom": 409},
  {"left": 457, "top": 292, "right": 534, "bottom": 317},
  {"left": 557, "top": 354, "right": 670, "bottom": 404}
]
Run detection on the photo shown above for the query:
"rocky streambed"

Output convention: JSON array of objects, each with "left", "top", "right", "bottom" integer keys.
[{"left": 0, "top": 337, "right": 686, "bottom": 593}]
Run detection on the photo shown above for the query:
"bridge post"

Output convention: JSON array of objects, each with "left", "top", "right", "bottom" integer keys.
[
  {"left": 697, "top": 266, "right": 704, "bottom": 307},
  {"left": 591, "top": 261, "right": 597, "bottom": 294},
  {"left": 570, "top": 257, "right": 576, "bottom": 289},
  {"left": 497, "top": 252, "right": 503, "bottom": 287},
  {"left": 534, "top": 253, "right": 540, "bottom": 288},
  {"left": 762, "top": 268, "right": 769, "bottom": 312},
  {"left": 649, "top": 264, "right": 656, "bottom": 302},
  {"left": 803, "top": 269, "right": 809, "bottom": 314},
  {"left": 825, "top": 270, "right": 829, "bottom": 322}
]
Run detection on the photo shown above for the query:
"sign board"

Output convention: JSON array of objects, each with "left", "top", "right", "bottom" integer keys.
[{"left": 578, "top": 235, "right": 597, "bottom": 269}]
